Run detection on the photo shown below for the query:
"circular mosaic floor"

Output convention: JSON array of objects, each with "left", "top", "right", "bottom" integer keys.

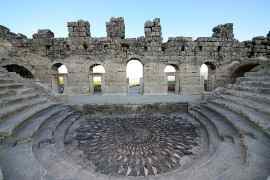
[{"left": 71, "top": 113, "right": 204, "bottom": 176}]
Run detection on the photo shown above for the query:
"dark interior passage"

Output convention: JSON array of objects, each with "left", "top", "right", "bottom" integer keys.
[{"left": 3, "top": 64, "right": 34, "bottom": 79}]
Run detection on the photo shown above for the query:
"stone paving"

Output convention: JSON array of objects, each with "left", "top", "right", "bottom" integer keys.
[
  {"left": 63, "top": 94, "right": 201, "bottom": 105},
  {"left": 73, "top": 113, "right": 203, "bottom": 176}
]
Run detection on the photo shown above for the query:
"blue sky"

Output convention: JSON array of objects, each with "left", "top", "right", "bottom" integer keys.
[{"left": 0, "top": 0, "right": 269, "bottom": 41}]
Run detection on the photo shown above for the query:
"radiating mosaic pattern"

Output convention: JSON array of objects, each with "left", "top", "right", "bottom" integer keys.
[{"left": 75, "top": 114, "right": 201, "bottom": 176}]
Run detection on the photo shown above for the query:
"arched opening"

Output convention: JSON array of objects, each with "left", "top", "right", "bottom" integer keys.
[
  {"left": 164, "top": 65, "right": 179, "bottom": 94},
  {"left": 51, "top": 63, "right": 68, "bottom": 94},
  {"left": 200, "top": 62, "right": 216, "bottom": 92},
  {"left": 2, "top": 64, "right": 34, "bottom": 79},
  {"left": 126, "top": 59, "right": 143, "bottom": 95},
  {"left": 231, "top": 63, "right": 259, "bottom": 83},
  {"left": 89, "top": 64, "right": 105, "bottom": 95}
]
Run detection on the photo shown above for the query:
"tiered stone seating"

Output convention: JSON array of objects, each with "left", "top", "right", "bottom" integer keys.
[
  {"left": 0, "top": 68, "right": 59, "bottom": 138},
  {"left": 0, "top": 65, "right": 270, "bottom": 180}
]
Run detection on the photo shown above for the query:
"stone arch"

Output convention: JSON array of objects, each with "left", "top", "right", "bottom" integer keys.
[
  {"left": 200, "top": 61, "right": 217, "bottom": 91},
  {"left": 0, "top": 57, "right": 37, "bottom": 78},
  {"left": 126, "top": 58, "right": 144, "bottom": 95},
  {"left": 164, "top": 64, "right": 180, "bottom": 94},
  {"left": 2, "top": 64, "right": 34, "bottom": 79},
  {"left": 89, "top": 64, "right": 106, "bottom": 95},
  {"left": 51, "top": 63, "right": 69, "bottom": 94},
  {"left": 230, "top": 62, "right": 259, "bottom": 83}
]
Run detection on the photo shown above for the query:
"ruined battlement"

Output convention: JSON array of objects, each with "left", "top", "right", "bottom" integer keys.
[
  {"left": 0, "top": 17, "right": 269, "bottom": 96},
  {"left": 106, "top": 17, "right": 125, "bottom": 39},
  {"left": 67, "top": 20, "right": 91, "bottom": 38},
  {"left": 0, "top": 17, "right": 269, "bottom": 60}
]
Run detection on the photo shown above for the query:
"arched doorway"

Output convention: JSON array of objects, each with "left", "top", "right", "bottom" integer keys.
[
  {"left": 164, "top": 65, "right": 179, "bottom": 94},
  {"left": 231, "top": 63, "right": 259, "bottom": 83},
  {"left": 2, "top": 64, "right": 34, "bottom": 79},
  {"left": 51, "top": 63, "right": 68, "bottom": 94},
  {"left": 200, "top": 62, "right": 216, "bottom": 92},
  {"left": 126, "top": 59, "right": 143, "bottom": 95},
  {"left": 89, "top": 64, "right": 105, "bottom": 95}
]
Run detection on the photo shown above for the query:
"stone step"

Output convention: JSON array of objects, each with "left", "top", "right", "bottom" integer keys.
[
  {"left": 239, "top": 81, "right": 270, "bottom": 89},
  {"left": 199, "top": 105, "right": 239, "bottom": 140},
  {"left": 0, "top": 79, "right": 16, "bottom": 84},
  {"left": 191, "top": 107, "right": 224, "bottom": 140},
  {"left": 13, "top": 104, "right": 66, "bottom": 140},
  {"left": 188, "top": 108, "right": 220, "bottom": 153},
  {"left": 208, "top": 98, "right": 270, "bottom": 136},
  {"left": 206, "top": 102, "right": 270, "bottom": 160},
  {"left": 0, "top": 102, "right": 55, "bottom": 137},
  {"left": 206, "top": 102, "right": 255, "bottom": 136},
  {"left": 0, "top": 68, "right": 7, "bottom": 72},
  {"left": 214, "top": 93, "right": 270, "bottom": 116},
  {"left": 231, "top": 84, "right": 270, "bottom": 94},
  {"left": 244, "top": 71, "right": 270, "bottom": 77},
  {"left": 0, "top": 89, "right": 17, "bottom": 99},
  {"left": 236, "top": 76, "right": 270, "bottom": 83},
  {"left": 33, "top": 108, "right": 75, "bottom": 143},
  {"left": 55, "top": 113, "right": 81, "bottom": 149},
  {"left": 0, "top": 143, "right": 48, "bottom": 180},
  {"left": 0, "top": 97, "right": 48, "bottom": 121},
  {"left": 0, "top": 83, "right": 24, "bottom": 92},
  {"left": 19, "top": 87, "right": 37, "bottom": 95},
  {"left": 224, "top": 89, "right": 270, "bottom": 106},
  {"left": 0, "top": 93, "right": 40, "bottom": 107}
]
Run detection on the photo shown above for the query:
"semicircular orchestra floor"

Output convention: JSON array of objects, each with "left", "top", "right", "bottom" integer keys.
[{"left": 67, "top": 113, "right": 206, "bottom": 177}]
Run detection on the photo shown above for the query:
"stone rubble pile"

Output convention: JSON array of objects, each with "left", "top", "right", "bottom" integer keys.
[
  {"left": 212, "top": 23, "right": 234, "bottom": 40},
  {"left": 32, "top": 29, "right": 54, "bottom": 39}
]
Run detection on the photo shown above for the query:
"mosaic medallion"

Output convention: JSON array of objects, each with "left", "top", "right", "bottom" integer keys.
[{"left": 74, "top": 113, "right": 201, "bottom": 176}]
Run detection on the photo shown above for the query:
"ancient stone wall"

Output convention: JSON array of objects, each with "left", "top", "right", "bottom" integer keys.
[
  {"left": 106, "top": 17, "right": 125, "bottom": 39},
  {"left": 0, "top": 18, "right": 269, "bottom": 95},
  {"left": 68, "top": 20, "right": 90, "bottom": 38}
]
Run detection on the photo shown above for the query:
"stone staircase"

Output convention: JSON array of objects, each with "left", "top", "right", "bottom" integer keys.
[
  {"left": 0, "top": 68, "right": 59, "bottom": 139},
  {"left": 189, "top": 65, "right": 270, "bottom": 179},
  {"left": 0, "top": 65, "right": 269, "bottom": 180}
]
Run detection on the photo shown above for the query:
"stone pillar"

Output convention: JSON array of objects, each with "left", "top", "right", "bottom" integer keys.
[
  {"left": 67, "top": 20, "right": 91, "bottom": 52},
  {"left": 101, "top": 74, "right": 105, "bottom": 94},
  {"left": 63, "top": 74, "right": 68, "bottom": 95},
  {"left": 89, "top": 73, "right": 94, "bottom": 95},
  {"left": 32, "top": 29, "right": 54, "bottom": 56},
  {"left": 51, "top": 74, "right": 58, "bottom": 93},
  {"left": 106, "top": 17, "right": 125, "bottom": 39},
  {"left": 67, "top": 20, "right": 91, "bottom": 38},
  {"left": 139, "top": 77, "right": 144, "bottom": 95},
  {"left": 144, "top": 18, "right": 162, "bottom": 51},
  {"left": 180, "top": 64, "right": 202, "bottom": 95},
  {"left": 175, "top": 72, "right": 180, "bottom": 94}
]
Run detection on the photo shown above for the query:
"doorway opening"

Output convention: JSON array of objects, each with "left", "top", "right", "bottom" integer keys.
[
  {"left": 126, "top": 60, "right": 143, "bottom": 95},
  {"left": 51, "top": 63, "right": 68, "bottom": 94},
  {"left": 200, "top": 62, "right": 216, "bottom": 91},
  {"left": 90, "top": 64, "right": 105, "bottom": 95},
  {"left": 164, "top": 65, "right": 178, "bottom": 94}
]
